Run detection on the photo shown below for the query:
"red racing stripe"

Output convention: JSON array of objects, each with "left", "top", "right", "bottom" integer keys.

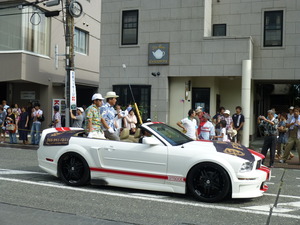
[
  {"left": 258, "top": 166, "right": 271, "bottom": 180},
  {"left": 55, "top": 127, "right": 71, "bottom": 132},
  {"left": 90, "top": 167, "right": 186, "bottom": 182},
  {"left": 249, "top": 149, "right": 265, "bottom": 159}
]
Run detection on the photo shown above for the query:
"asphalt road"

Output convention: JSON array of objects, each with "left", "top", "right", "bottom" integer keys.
[{"left": 0, "top": 146, "right": 299, "bottom": 225}]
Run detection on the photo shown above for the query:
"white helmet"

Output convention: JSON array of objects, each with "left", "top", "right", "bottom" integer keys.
[{"left": 91, "top": 93, "right": 104, "bottom": 101}]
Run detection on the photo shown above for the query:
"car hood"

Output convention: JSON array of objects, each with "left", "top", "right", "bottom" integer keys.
[{"left": 185, "top": 140, "right": 255, "bottom": 162}]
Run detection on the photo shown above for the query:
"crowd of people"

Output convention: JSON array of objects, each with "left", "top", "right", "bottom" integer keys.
[
  {"left": 0, "top": 100, "right": 44, "bottom": 145},
  {"left": 177, "top": 105, "right": 300, "bottom": 167},
  {"left": 0, "top": 91, "right": 139, "bottom": 144},
  {"left": 258, "top": 106, "right": 300, "bottom": 167},
  {"left": 177, "top": 106, "right": 245, "bottom": 143}
]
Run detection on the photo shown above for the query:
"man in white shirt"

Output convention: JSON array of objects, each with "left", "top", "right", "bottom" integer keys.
[
  {"left": 177, "top": 109, "right": 198, "bottom": 140},
  {"left": 30, "top": 103, "right": 43, "bottom": 145}
]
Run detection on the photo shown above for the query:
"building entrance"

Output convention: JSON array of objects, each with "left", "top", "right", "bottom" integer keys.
[{"left": 255, "top": 83, "right": 300, "bottom": 116}]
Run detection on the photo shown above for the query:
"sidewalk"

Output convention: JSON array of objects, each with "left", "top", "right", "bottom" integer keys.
[
  {"left": 0, "top": 134, "right": 38, "bottom": 150},
  {"left": 250, "top": 138, "right": 300, "bottom": 170}
]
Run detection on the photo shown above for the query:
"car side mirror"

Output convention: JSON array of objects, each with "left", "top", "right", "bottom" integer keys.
[{"left": 142, "top": 136, "right": 161, "bottom": 145}]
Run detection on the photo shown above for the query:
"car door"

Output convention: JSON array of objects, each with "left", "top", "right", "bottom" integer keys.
[{"left": 97, "top": 137, "right": 168, "bottom": 184}]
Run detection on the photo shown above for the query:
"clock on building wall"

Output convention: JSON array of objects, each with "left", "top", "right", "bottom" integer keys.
[{"left": 69, "top": 0, "right": 83, "bottom": 18}]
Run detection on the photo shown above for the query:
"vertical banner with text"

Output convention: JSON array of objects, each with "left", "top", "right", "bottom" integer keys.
[{"left": 70, "top": 70, "right": 77, "bottom": 110}]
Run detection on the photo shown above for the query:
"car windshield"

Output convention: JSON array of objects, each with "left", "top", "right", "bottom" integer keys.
[{"left": 148, "top": 123, "right": 193, "bottom": 146}]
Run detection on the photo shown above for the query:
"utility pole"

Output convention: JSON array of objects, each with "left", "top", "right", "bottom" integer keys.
[
  {"left": 65, "top": 0, "right": 74, "bottom": 127},
  {"left": 44, "top": 0, "right": 82, "bottom": 127}
]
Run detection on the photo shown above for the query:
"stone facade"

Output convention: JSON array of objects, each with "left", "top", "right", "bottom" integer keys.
[{"left": 100, "top": 0, "right": 300, "bottom": 145}]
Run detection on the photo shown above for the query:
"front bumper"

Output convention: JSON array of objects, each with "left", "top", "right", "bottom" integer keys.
[{"left": 231, "top": 165, "right": 271, "bottom": 199}]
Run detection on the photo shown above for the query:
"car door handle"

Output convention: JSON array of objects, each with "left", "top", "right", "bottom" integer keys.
[{"left": 104, "top": 146, "right": 115, "bottom": 152}]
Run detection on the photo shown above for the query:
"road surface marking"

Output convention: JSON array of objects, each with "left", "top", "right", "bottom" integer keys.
[
  {"left": 0, "top": 169, "right": 47, "bottom": 175},
  {"left": 130, "top": 193, "right": 167, "bottom": 199},
  {"left": 0, "top": 177, "right": 300, "bottom": 220},
  {"left": 265, "top": 182, "right": 274, "bottom": 185},
  {"left": 243, "top": 201, "right": 300, "bottom": 213},
  {"left": 264, "top": 193, "right": 300, "bottom": 199}
]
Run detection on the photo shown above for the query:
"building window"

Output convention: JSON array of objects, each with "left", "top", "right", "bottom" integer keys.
[
  {"left": 212, "top": 24, "right": 226, "bottom": 36},
  {"left": 113, "top": 85, "right": 151, "bottom": 121},
  {"left": 121, "top": 10, "right": 138, "bottom": 45},
  {"left": 264, "top": 11, "right": 283, "bottom": 47},
  {"left": 0, "top": 6, "right": 50, "bottom": 55},
  {"left": 74, "top": 28, "right": 88, "bottom": 54}
]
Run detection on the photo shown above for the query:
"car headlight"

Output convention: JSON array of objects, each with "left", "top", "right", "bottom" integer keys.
[{"left": 239, "top": 161, "right": 254, "bottom": 173}]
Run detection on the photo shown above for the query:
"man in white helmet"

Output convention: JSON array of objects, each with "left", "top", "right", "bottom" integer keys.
[{"left": 85, "top": 93, "right": 105, "bottom": 139}]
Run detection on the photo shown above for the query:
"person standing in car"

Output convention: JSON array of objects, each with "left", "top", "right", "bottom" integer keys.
[
  {"left": 100, "top": 91, "right": 120, "bottom": 141},
  {"left": 85, "top": 93, "right": 105, "bottom": 139}
]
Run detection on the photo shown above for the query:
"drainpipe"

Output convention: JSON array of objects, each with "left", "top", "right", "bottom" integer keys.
[{"left": 241, "top": 60, "right": 252, "bottom": 148}]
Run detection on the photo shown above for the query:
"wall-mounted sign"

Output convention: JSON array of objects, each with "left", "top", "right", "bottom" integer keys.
[
  {"left": 20, "top": 91, "right": 35, "bottom": 100},
  {"left": 148, "top": 43, "right": 169, "bottom": 65}
]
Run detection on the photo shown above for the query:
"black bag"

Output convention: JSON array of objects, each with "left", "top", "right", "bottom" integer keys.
[{"left": 37, "top": 114, "right": 45, "bottom": 122}]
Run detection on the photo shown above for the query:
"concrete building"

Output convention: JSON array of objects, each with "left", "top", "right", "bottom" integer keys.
[
  {"left": 0, "top": 0, "right": 101, "bottom": 127},
  {"left": 100, "top": 0, "right": 300, "bottom": 146}
]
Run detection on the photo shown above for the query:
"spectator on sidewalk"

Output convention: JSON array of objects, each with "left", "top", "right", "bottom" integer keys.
[
  {"left": 177, "top": 109, "right": 198, "bottom": 140},
  {"left": 26, "top": 102, "right": 33, "bottom": 131},
  {"left": 213, "top": 106, "right": 225, "bottom": 136},
  {"left": 2, "top": 100, "right": 9, "bottom": 112},
  {"left": 280, "top": 107, "right": 300, "bottom": 164},
  {"left": 52, "top": 105, "right": 61, "bottom": 128},
  {"left": 70, "top": 107, "right": 84, "bottom": 128},
  {"left": 125, "top": 109, "right": 137, "bottom": 134},
  {"left": 199, "top": 114, "right": 215, "bottom": 140},
  {"left": 194, "top": 107, "right": 201, "bottom": 127},
  {"left": 276, "top": 113, "right": 288, "bottom": 159},
  {"left": 114, "top": 104, "right": 126, "bottom": 135},
  {"left": 214, "top": 120, "right": 229, "bottom": 142},
  {"left": 288, "top": 106, "right": 294, "bottom": 120},
  {"left": 5, "top": 108, "right": 17, "bottom": 144},
  {"left": 30, "top": 103, "right": 43, "bottom": 145},
  {"left": 0, "top": 105, "right": 7, "bottom": 143},
  {"left": 12, "top": 105, "right": 20, "bottom": 133},
  {"left": 258, "top": 110, "right": 278, "bottom": 168},
  {"left": 19, "top": 106, "right": 29, "bottom": 144},
  {"left": 232, "top": 106, "right": 245, "bottom": 144}
]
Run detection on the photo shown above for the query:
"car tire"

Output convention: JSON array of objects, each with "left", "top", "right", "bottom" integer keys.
[
  {"left": 187, "top": 162, "right": 231, "bottom": 202},
  {"left": 58, "top": 152, "right": 90, "bottom": 186}
]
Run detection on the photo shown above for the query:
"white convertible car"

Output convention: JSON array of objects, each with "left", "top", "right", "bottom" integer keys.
[{"left": 37, "top": 122, "right": 270, "bottom": 202}]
